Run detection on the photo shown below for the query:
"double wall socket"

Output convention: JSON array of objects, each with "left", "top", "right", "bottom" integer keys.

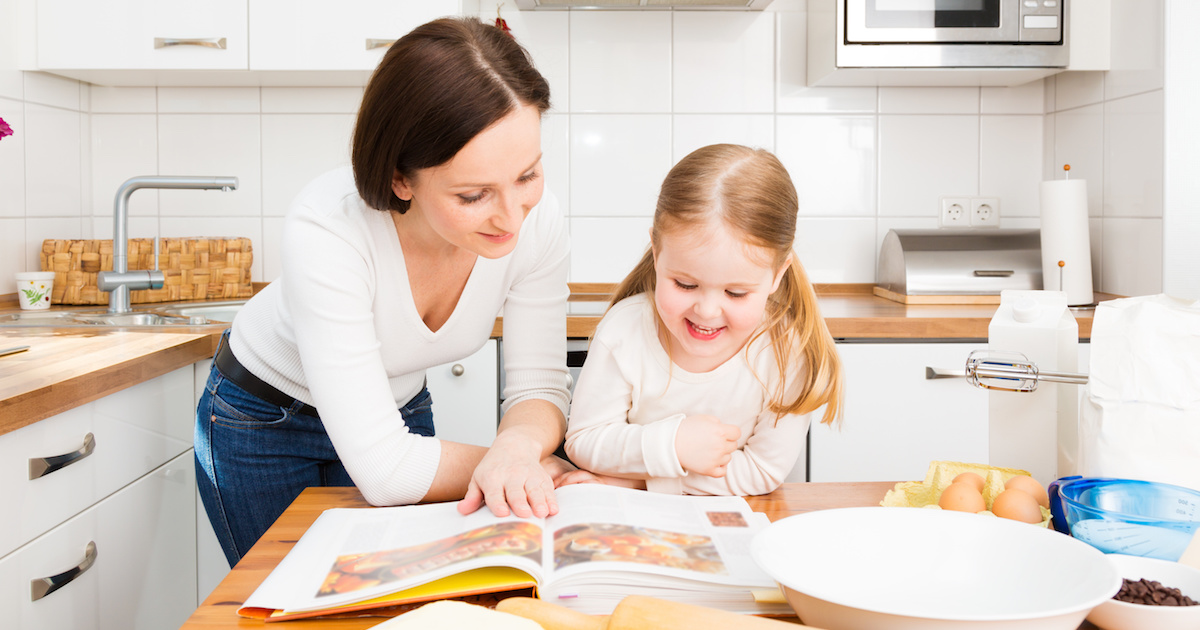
[{"left": 940, "top": 197, "right": 1000, "bottom": 227}]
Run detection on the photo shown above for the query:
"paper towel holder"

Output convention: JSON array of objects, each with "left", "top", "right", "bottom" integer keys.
[{"left": 1040, "top": 165, "right": 1096, "bottom": 308}]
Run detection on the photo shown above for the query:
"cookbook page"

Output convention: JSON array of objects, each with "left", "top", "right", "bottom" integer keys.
[
  {"left": 542, "top": 485, "right": 776, "bottom": 592},
  {"left": 240, "top": 501, "right": 546, "bottom": 614}
]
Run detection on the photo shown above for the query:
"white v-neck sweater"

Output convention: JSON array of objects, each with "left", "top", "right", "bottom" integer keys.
[{"left": 229, "top": 167, "right": 570, "bottom": 506}]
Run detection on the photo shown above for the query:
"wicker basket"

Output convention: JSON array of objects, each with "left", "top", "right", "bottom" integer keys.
[{"left": 40, "top": 238, "right": 254, "bottom": 305}]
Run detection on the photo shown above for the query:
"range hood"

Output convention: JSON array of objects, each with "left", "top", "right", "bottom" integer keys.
[{"left": 515, "top": 0, "right": 773, "bottom": 8}]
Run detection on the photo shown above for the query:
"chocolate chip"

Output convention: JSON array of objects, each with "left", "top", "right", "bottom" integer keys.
[{"left": 1114, "top": 577, "right": 1199, "bottom": 606}]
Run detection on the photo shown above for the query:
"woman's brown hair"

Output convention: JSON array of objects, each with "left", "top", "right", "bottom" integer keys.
[
  {"left": 352, "top": 17, "right": 551, "bottom": 213},
  {"left": 609, "top": 144, "right": 844, "bottom": 425}
]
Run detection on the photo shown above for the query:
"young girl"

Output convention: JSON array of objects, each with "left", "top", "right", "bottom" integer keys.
[{"left": 563, "top": 144, "right": 843, "bottom": 496}]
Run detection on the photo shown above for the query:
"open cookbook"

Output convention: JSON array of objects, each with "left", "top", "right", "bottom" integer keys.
[{"left": 238, "top": 484, "right": 791, "bottom": 621}]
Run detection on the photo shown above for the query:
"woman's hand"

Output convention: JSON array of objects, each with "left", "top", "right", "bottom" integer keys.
[
  {"left": 457, "top": 432, "right": 557, "bottom": 518},
  {"left": 675, "top": 414, "right": 740, "bottom": 477}
]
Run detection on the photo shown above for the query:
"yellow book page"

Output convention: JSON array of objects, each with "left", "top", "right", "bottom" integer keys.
[{"left": 264, "top": 567, "right": 537, "bottom": 621}]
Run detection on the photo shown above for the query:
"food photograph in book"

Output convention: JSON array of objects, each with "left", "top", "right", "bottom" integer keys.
[
  {"left": 553, "top": 521, "right": 732, "bottom": 574},
  {"left": 317, "top": 521, "right": 542, "bottom": 597}
]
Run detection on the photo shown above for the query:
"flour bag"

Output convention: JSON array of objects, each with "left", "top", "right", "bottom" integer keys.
[{"left": 1078, "top": 294, "right": 1200, "bottom": 491}]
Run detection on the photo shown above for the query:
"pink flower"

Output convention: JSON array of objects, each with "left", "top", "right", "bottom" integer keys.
[{"left": 0, "top": 117, "right": 12, "bottom": 140}]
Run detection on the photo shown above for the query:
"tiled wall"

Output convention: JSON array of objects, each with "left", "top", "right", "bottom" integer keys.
[
  {"left": 0, "top": 1, "right": 1173, "bottom": 298},
  {"left": 1041, "top": 0, "right": 1166, "bottom": 299}
]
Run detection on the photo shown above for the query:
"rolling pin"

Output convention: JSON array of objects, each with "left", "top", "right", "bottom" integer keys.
[{"left": 496, "top": 596, "right": 821, "bottom": 630}]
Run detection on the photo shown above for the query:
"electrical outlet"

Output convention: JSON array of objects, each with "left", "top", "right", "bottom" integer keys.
[
  {"left": 940, "top": 197, "right": 970, "bottom": 227},
  {"left": 970, "top": 197, "right": 1000, "bottom": 227}
]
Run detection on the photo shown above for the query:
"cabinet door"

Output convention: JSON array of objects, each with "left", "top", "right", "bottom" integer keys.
[
  {"left": 0, "top": 366, "right": 192, "bottom": 558},
  {"left": 425, "top": 340, "right": 499, "bottom": 448},
  {"left": 37, "top": 0, "right": 248, "bottom": 70},
  {"left": 0, "top": 452, "right": 196, "bottom": 630},
  {"left": 808, "top": 343, "right": 988, "bottom": 483},
  {"left": 249, "top": 0, "right": 465, "bottom": 71}
]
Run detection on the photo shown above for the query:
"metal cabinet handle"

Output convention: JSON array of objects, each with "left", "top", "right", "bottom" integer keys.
[
  {"left": 31, "top": 541, "right": 97, "bottom": 602},
  {"left": 154, "top": 37, "right": 227, "bottom": 50},
  {"left": 365, "top": 38, "right": 396, "bottom": 50},
  {"left": 29, "top": 433, "right": 95, "bottom": 480},
  {"left": 451, "top": 364, "right": 465, "bottom": 377},
  {"left": 925, "top": 367, "right": 964, "bottom": 380}
]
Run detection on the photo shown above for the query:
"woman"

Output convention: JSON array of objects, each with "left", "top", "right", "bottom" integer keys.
[{"left": 195, "top": 16, "right": 571, "bottom": 565}]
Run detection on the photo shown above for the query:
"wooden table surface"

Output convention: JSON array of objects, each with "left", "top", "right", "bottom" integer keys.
[{"left": 181, "top": 482, "right": 897, "bottom": 630}]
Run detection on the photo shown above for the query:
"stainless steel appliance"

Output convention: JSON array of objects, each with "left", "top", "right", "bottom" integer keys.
[
  {"left": 810, "top": 0, "right": 1068, "bottom": 74},
  {"left": 876, "top": 229, "right": 1043, "bottom": 297}
]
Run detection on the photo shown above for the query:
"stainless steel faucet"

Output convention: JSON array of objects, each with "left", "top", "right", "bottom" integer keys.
[{"left": 97, "top": 176, "right": 239, "bottom": 314}]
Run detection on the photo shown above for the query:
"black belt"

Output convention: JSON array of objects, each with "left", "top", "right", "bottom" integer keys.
[{"left": 214, "top": 336, "right": 319, "bottom": 417}]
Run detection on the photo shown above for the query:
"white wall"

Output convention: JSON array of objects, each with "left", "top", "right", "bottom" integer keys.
[
  {"left": 0, "top": 1, "right": 1173, "bottom": 298},
  {"left": 1042, "top": 0, "right": 1168, "bottom": 299}
]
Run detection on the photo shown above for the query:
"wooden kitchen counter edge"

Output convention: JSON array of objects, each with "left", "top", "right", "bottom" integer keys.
[
  {"left": 0, "top": 328, "right": 223, "bottom": 436},
  {"left": 182, "top": 481, "right": 899, "bottom": 630}
]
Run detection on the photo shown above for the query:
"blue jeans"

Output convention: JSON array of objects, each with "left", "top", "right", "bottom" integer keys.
[{"left": 194, "top": 335, "right": 434, "bottom": 566}]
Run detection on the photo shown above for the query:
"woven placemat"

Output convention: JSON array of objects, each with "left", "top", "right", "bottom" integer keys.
[{"left": 40, "top": 238, "right": 253, "bottom": 305}]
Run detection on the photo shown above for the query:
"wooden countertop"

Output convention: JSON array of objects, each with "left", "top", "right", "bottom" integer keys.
[
  {"left": 1, "top": 283, "right": 1113, "bottom": 436},
  {"left": 180, "top": 481, "right": 898, "bottom": 630},
  {"left": 0, "top": 328, "right": 223, "bottom": 437}
]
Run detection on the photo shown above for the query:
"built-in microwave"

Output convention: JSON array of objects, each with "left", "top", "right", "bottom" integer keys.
[{"left": 807, "top": 0, "right": 1069, "bottom": 84}]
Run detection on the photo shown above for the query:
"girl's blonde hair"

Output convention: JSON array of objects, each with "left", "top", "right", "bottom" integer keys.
[{"left": 609, "top": 144, "right": 844, "bottom": 425}]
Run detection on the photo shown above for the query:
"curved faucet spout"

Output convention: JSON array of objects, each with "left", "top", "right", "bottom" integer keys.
[{"left": 101, "top": 175, "right": 239, "bottom": 313}]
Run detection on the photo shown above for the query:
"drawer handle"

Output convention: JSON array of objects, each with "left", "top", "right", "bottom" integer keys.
[
  {"left": 925, "top": 367, "right": 964, "bottom": 380},
  {"left": 29, "top": 432, "right": 95, "bottom": 480},
  {"left": 365, "top": 38, "right": 396, "bottom": 50},
  {"left": 30, "top": 541, "right": 97, "bottom": 602},
  {"left": 451, "top": 364, "right": 465, "bottom": 377},
  {"left": 973, "top": 269, "right": 1014, "bottom": 277},
  {"left": 154, "top": 37, "right": 227, "bottom": 50}
]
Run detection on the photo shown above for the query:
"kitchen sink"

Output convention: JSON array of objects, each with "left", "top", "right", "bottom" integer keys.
[{"left": 0, "top": 300, "right": 246, "bottom": 328}]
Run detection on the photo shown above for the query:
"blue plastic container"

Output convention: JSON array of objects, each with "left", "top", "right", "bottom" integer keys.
[{"left": 1049, "top": 476, "right": 1200, "bottom": 561}]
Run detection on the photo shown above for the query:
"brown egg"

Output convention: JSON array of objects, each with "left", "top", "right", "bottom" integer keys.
[
  {"left": 938, "top": 481, "right": 986, "bottom": 513},
  {"left": 992, "top": 489, "right": 1044, "bottom": 524},
  {"left": 952, "top": 472, "right": 986, "bottom": 493},
  {"left": 1004, "top": 475, "right": 1049, "bottom": 509}
]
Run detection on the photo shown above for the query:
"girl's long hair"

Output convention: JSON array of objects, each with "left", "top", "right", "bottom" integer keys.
[{"left": 609, "top": 144, "right": 843, "bottom": 425}]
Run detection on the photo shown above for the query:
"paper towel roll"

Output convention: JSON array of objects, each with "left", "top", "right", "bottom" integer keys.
[{"left": 1040, "top": 179, "right": 1094, "bottom": 306}]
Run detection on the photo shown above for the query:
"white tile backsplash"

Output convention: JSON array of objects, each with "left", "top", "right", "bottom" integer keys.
[
  {"left": 0, "top": 6, "right": 1173, "bottom": 296},
  {"left": 157, "top": 114, "right": 261, "bottom": 216},
  {"left": 23, "top": 103, "right": 82, "bottom": 218},
  {"left": 569, "top": 12, "right": 672, "bottom": 114},
  {"left": 23, "top": 72, "right": 81, "bottom": 111},
  {"left": 261, "top": 114, "right": 354, "bottom": 216},
  {"left": 878, "top": 115, "right": 978, "bottom": 217},
  {"left": 879, "top": 88, "right": 979, "bottom": 115},
  {"left": 569, "top": 217, "right": 652, "bottom": 283},
  {"left": 794, "top": 218, "right": 877, "bottom": 283},
  {"left": 0, "top": 98, "right": 24, "bottom": 218},
  {"left": 1101, "top": 217, "right": 1163, "bottom": 297},
  {"left": 261, "top": 87, "right": 363, "bottom": 114},
  {"left": 569, "top": 114, "right": 671, "bottom": 218},
  {"left": 776, "top": 115, "right": 876, "bottom": 217},
  {"left": 980, "top": 116, "right": 1043, "bottom": 217},
  {"left": 89, "top": 86, "right": 157, "bottom": 113},
  {"left": 1103, "top": 91, "right": 1163, "bottom": 219},
  {"left": 672, "top": 12, "right": 774, "bottom": 114},
  {"left": 157, "top": 87, "right": 261, "bottom": 114},
  {"left": 672, "top": 114, "right": 775, "bottom": 162},
  {"left": 91, "top": 114, "right": 159, "bottom": 217},
  {"left": 1052, "top": 104, "right": 1104, "bottom": 217}
]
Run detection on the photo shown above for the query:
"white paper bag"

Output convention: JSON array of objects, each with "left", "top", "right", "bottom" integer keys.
[{"left": 1078, "top": 294, "right": 1200, "bottom": 491}]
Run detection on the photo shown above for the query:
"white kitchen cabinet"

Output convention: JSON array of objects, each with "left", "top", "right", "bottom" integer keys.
[
  {"left": 426, "top": 339, "right": 500, "bottom": 448},
  {"left": 249, "top": 0, "right": 465, "bottom": 71},
  {"left": 0, "top": 366, "right": 192, "bottom": 559},
  {"left": 808, "top": 343, "right": 990, "bottom": 483},
  {"left": 0, "top": 452, "right": 196, "bottom": 630},
  {"left": 36, "top": 0, "right": 248, "bottom": 71}
]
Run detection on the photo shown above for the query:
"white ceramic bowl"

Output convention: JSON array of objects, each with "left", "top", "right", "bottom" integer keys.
[
  {"left": 751, "top": 507, "right": 1121, "bottom": 630},
  {"left": 1085, "top": 554, "right": 1200, "bottom": 630}
]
